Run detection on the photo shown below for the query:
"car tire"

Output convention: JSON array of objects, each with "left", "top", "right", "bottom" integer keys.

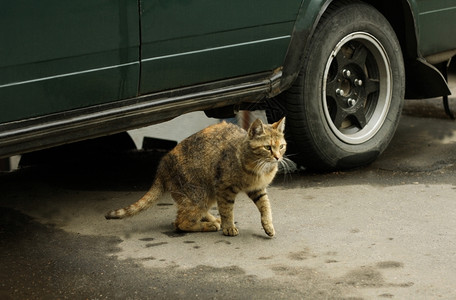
[{"left": 283, "top": 1, "right": 405, "bottom": 171}]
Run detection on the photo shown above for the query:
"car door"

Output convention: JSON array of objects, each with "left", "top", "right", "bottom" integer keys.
[
  {"left": 0, "top": 0, "right": 140, "bottom": 124},
  {"left": 415, "top": 0, "right": 456, "bottom": 56},
  {"left": 139, "top": 0, "right": 301, "bottom": 94}
]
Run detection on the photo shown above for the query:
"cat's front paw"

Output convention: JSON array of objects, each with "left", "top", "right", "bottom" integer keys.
[
  {"left": 263, "top": 223, "right": 275, "bottom": 237},
  {"left": 223, "top": 226, "right": 239, "bottom": 236}
]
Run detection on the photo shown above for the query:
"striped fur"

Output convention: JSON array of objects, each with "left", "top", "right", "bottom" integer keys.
[
  {"left": 105, "top": 117, "right": 286, "bottom": 237},
  {"left": 105, "top": 177, "right": 164, "bottom": 219}
]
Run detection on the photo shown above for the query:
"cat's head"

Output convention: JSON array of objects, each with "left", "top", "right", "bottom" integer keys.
[{"left": 246, "top": 117, "right": 286, "bottom": 173}]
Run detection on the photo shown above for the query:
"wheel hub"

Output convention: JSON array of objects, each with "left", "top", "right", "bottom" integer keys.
[
  {"left": 322, "top": 32, "right": 392, "bottom": 144},
  {"left": 335, "top": 66, "right": 366, "bottom": 111}
]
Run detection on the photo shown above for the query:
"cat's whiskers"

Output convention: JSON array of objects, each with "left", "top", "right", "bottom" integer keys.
[
  {"left": 278, "top": 156, "right": 296, "bottom": 173},
  {"left": 252, "top": 159, "right": 265, "bottom": 175},
  {"left": 251, "top": 156, "right": 280, "bottom": 176}
]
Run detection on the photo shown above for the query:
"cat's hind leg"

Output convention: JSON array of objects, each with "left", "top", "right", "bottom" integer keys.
[
  {"left": 174, "top": 206, "right": 220, "bottom": 232},
  {"left": 172, "top": 194, "right": 220, "bottom": 232},
  {"left": 202, "top": 200, "right": 221, "bottom": 226},
  {"left": 203, "top": 212, "right": 221, "bottom": 228}
]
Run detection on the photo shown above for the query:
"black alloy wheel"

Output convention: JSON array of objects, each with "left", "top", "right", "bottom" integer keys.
[{"left": 283, "top": 1, "right": 405, "bottom": 171}]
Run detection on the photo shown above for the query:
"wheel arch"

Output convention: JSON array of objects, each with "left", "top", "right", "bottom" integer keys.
[
  {"left": 279, "top": 0, "right": 450, "bottom": 99},
  {"left": 363, "top": 0, "right": 451, "bottom": 98}
]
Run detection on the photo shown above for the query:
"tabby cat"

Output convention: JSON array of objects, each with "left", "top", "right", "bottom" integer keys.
[{"left": 105, "top": 117, "right": 286, "bottom": 237}]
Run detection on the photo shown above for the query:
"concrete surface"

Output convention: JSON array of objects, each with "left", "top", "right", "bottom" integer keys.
[{"left": 1, "top": 91, "right": 456, "bottom": 299}]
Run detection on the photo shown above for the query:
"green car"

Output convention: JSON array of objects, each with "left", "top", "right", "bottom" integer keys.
[{"left": 1, "top": 0, "right": 456, "bottom": 170}]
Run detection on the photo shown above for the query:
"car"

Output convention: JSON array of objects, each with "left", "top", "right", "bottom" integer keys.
[{"left": 1, "top": 0, "right": 456, "bottom": 171}]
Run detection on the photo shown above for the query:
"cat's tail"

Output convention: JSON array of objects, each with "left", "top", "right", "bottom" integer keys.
[{"left": 105, "top": 177, "right": 164, "bottom": 219}]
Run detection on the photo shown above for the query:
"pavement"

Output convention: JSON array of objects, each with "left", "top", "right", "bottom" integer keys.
[{"left": 1, "top": 89, "right": 456, "bottom": 299}]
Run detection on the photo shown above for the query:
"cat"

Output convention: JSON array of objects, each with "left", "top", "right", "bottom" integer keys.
[{"left": 105, "top": 117, "right": 287, "bottom": 237}]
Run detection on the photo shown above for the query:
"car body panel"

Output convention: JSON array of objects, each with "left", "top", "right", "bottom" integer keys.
[
  {"left": 416, "top": 0, "right": 456, "bottom": 56},
  {"left": 139, "top": 0, "right": 299, "bottom": 93},
  {"left": 0, "top": 0, "right": 139, "bottom": 123},
  {"left": 414, "top": 0, "right": 456, "bottom": 56}
]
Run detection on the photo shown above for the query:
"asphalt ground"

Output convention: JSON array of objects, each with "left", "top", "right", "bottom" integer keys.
[{"left": 1, "top": 78, "right": 456, "bottom": 299}]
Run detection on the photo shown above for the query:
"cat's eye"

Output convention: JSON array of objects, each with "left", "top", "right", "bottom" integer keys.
[
  {"left": 264, "top": 145, "right": 272, "bottom": 151},
  {"left": 280, "top": 144, "right": 285, "bottom": 149}
]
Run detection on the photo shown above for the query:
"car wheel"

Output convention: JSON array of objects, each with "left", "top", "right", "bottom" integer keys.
[{"left": 284, "top": 1, "right": 405, "bottom": 171}]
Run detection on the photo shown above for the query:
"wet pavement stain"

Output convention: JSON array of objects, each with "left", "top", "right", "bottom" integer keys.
[
  {"left": 140, "top": 256, "right": 156, "bottom": 261},
  {"left": 2, "top": 207, "right": 343, "bottom": 300},
  {"left": 288, "top": 248, "right": 317, "bottom": 261},
  {"left": 336, "top": 265, "right": 414, "bottom": 290},
  {"left": 215, "top": 240, "right": 231, "bottom": 245},
  {"left": 138, "top": 237, "right": 155, "bottom": 241},
  {"left": 161, "top": 230, "right": 188, "bottom": 238},
  {"left": 258, "top": 256, "right": 274, "bottom": 260},
  {"left": 376, "top": 261, "right": 404, "bottom": 269},
  {"left": 145, "top": 242, "right": 168, "bottom": 247},
  {"left": 337, "top": 267, "right": 385, "bottom": 288}
]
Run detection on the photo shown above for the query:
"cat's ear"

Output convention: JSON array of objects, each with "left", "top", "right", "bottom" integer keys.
[
  {"left": 248, "top": 118, "right": 265, "bottom": 138},
  {"left": 272, "top": 117, "right": 286, "bottom": 133}
]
